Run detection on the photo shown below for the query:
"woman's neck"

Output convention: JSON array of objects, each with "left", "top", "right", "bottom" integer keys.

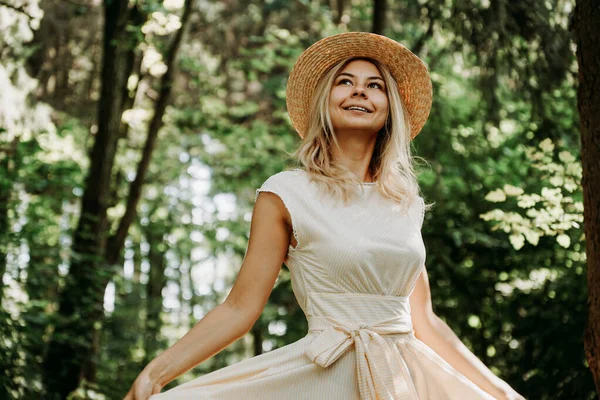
[{"left": 331, "top": 133, "right": 377, "bottom": 182}]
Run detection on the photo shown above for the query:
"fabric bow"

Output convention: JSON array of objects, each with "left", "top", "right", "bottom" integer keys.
[{"left": 306, "top": 315, "right": 418, "bottom": 400}]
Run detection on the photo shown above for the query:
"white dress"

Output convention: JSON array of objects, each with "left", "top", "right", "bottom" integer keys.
[{"left": 150, "top": 169, "right": 496, "bottom": 399}]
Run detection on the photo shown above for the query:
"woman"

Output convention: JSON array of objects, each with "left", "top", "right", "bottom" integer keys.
[{"left": 125, "top": 32, "right": 525, "bottom": 400}]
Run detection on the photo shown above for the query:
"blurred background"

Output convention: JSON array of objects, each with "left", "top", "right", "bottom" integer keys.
[{"left": 0, "top": 0, "right": 596, "bottom": 399}]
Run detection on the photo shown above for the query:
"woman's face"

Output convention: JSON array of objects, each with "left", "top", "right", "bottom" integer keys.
[{"left": 328, "top": 59, "right": 389, "bottom": 135}]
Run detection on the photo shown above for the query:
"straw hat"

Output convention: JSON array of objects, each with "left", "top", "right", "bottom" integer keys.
[{"left": 286, "top": 32, "right": 432, "bottom": 140}]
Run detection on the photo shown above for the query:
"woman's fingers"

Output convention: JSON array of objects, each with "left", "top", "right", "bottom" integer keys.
[
  {"left": 124, "top": 367, "right": 163, "bottom": 400},
  {"left": 152, "top": 383, "right": 162, "bottom": 394}
]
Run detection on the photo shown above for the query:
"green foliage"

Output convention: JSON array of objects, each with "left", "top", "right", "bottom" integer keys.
[
  {"left": 481, "top": 138, "right": 583, "bottom": 250},
  {"left": 0, "top": 0, "right": 596, "bottom": 399}
]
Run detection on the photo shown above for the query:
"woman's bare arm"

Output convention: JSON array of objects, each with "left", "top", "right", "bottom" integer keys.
[
  {"left": 409, "top": 266, "right": 525, "bottom": 400},
  {"left": 124, "top": 191, "right": 293, "bottom": 399}
]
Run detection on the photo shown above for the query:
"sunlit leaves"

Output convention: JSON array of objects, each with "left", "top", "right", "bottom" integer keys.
[
  {"left": 480, "top": 139, "right": 583, "bottom": 250},
  {"left": 485, "top": 189, "right": 507, "bottom": 202},
  {"left": 142, "top": 45, "right": 168, "bottom": 77},
  {"left": 556, "top": 234, "right": 571, "bottom": 248},
  {"left": 142, "top": 11, "right": 182, "bottom": 36},
  {"left": 495, "top": 268, "right": 559, "bottom": 296},
  {"left": 0, "top": 0, "right": 594, "bottom": 398}
]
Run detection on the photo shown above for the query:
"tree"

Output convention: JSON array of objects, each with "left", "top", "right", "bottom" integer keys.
[
  {"left": 573, "top": 0, "right": 600, "bottom": 391},
  {"left": 42, "top": 0, "right": 195, "bottom": 396},
  {"left": 41, "top": 0, "right": 134, "bottom": 396},
  {"left": 371, "top": 0, "right": 386, "bottom": 34}
]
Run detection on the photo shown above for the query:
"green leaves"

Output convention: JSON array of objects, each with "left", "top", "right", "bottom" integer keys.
[
  {"left": 480, "top": 139, "right": 583, "bottom": 250},
  {"left": 1, "top": 0, "right": 594, "bottom": 398}
]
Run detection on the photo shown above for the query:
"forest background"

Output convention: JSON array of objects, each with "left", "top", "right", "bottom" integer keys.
[{"left": 1, "top": 0, "right": 598, "bottom": 399}]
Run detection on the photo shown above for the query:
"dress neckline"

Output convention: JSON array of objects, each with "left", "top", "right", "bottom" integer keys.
[{"left": 292, "top": 168, "right": 377, "bottom": 186}]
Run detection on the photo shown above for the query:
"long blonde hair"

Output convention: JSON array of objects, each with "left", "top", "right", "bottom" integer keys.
[{"left": 291, "top": 57, "right": 426, "bottom": 214}]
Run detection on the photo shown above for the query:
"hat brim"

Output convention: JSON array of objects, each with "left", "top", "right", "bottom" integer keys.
[{"left": 286, "top": 32, "right": 432, "bottom": 140}]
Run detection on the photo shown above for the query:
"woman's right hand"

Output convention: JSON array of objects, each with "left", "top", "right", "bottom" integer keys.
[{"left": 123, "top": 369, "right": 163, "bottom": 400}]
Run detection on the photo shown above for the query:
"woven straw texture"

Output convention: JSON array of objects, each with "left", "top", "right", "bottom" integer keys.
[{"left": 286, "top": 32, "right": 433, "bottom": 139}]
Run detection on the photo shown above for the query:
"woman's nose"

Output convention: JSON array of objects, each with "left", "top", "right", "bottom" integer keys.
[{"left": 352, "top": 85, "right": 367, "bottom": 98}]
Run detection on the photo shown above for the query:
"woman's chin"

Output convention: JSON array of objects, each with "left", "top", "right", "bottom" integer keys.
[{"left": 333, "top": 125, "right": 383, "bottom": 135}]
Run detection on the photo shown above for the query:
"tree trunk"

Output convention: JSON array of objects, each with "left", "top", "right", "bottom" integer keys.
[
  {"left": 42, "top": 0, "right": 195, "bottom": 394},
  {"left": 143, "top": 224, "right": 169, "bottom": 365},
  {"left": 573, "top": 0, "right": 600, "bottom": 392},
  {"left": 107, "top": 0, "right": 194, "bottom": 266},
  {"left": 251, "top": 319, "right": 263, "bottom": 356},
  {"left": 371, "top": 0, "right": 387, "bottom": 34},
  {"left": 42, "top": 1, "right": 132, "bottom": 397},
  {"left": 332, "top": 0, "right": 346, "bottom": 24}
]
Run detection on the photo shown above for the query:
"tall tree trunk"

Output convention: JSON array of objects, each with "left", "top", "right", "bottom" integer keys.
[
  {"left": 42, "top": 0, "right": 194, "bottom": 394},
  {"left": 573, "top": 0, "right": 600, "bottom": 392},
  {"left": 80, "top": 3, "right": 148, "bottom": 381},
  {"left": 143, "top": 223, "right": 169, "bottom": 365},
  {"left": 332, "top": 0, "right": 346, "bottom": 24},
  {"left": 251, "top": 320, "right": 263, "bottom": 356},
  {"left": 371, "top": 0, "right": 387, "bottom": 34},
  {"left": 107, "top": 0, "right": 194, "bottom": 266},
  {"left": 42, "top": 1, "right": 132, "bottom": 397}
]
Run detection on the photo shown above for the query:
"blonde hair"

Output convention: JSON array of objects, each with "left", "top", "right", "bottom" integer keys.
[{"left": 290, "top": 57, "right": 428, "bottom": 215}]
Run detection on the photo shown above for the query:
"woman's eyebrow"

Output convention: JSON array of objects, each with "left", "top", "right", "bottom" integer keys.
[{"left": 337, "top": 72, "right": 384, "bottom": 82}]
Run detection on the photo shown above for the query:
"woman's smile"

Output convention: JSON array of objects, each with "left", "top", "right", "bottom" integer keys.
[{"left": 344, "top": 105, "right": 372, "bottom": 113}]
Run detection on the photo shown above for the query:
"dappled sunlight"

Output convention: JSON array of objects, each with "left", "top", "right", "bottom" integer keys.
[{"left": 0, "top": 0, "right": 595, "bottom": 398}]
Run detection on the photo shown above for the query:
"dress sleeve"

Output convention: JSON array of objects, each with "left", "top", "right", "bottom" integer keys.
[
  {"left": 417, "top": 196, "right": 425, "bottom": 229},
  {"left": 409, "top": 195, "right": 425, "bottom": 231},
  {"left": 254, "top": 173, "right": 301, "bottom": 252}
]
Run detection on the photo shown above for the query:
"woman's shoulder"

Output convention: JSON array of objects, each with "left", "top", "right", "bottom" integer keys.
[
  {"left": 260, "top": 168, "right": 306, "bottom": 186},
  {"left": 254, "top": 169, "right": 313, "bottom": 213},
  {"left": 275, "top": 168, "right": 307, "bottom": 178},
  {"left": 256, "top": 169, "right": 309, "bottom": 197}
]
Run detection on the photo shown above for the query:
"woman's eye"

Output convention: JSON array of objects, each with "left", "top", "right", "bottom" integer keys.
[
  {"left": 339, "top": 79, "right": 352, "bottom": 85},
  {"left": 368, "top": 82, "right": 383, "bottom": 89}
]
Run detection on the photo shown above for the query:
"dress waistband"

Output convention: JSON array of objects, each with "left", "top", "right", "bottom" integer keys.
[
  {"left": 305, "top": 292, "right": 418, "bottom": 400},
  {"left": 305, "top": 291, "right": 413, "bottom": 326}
]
